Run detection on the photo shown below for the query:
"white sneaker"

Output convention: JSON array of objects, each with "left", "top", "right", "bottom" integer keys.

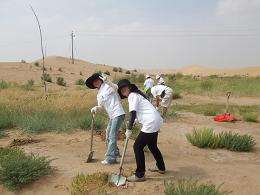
[
  {"left": 101, "top": 159, "right": 116, "bottom": 165},
  {"left": 127, "top": 175, "right": 146, "bottom": 182}
]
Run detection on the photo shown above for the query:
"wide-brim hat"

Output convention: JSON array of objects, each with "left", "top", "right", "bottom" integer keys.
[
  {"left": 117, "top": 79, "right": 138, "bottom": 99},
  {"left": 85, "top": 73, "right": 102, "bottom": 89}
]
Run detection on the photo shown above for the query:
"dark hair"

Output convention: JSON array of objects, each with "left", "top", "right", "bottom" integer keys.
[{"left": 130, "top": 86, "right": 147, "bottom": 99}]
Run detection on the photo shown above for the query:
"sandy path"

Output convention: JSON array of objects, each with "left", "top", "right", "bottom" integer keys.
[{"left": 0, "top": 112, "right": 260, "bottom": 195}]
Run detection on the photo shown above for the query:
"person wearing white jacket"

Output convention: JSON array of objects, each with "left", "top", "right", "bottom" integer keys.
[
  {"left": 117, "top": 79, "right": 166, "bottom": 182},
  {"left": 85, "top": 73, "right": 125, "bottom": 165}
]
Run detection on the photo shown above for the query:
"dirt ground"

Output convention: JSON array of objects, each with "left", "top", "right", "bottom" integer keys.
[{"left": 0, "top": 110, "right": 259, "bottom": 195}]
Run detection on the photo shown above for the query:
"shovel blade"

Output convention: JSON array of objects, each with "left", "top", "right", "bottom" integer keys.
[
  {"left": 86, "top": 151, "right": 94, "bottom": 163},
  {"left": 110, "top": 173, "right": 127, "bottom": 187}
]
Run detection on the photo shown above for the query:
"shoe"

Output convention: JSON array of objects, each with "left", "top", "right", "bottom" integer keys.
[
  {"left": 101, "top": 159, "right": 116, "bottom": 165},
  {"left": 127, "top": 175, "right": 145, "bottom": 182},
  {"left": 148, "top": 167, "right": 165, "bottom": 174}
]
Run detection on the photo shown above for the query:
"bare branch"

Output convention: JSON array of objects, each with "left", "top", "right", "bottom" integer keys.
[{"left": 29, "top": 4, "right": 47, "bottom": 100}]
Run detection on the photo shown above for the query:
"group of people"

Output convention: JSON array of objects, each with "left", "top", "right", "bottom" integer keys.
[
  {"left": 143, "top": 74, "right": 173, "bottom": 117},
  {"left": 85, "top": 72, "right": 173, "bottom": 182}
]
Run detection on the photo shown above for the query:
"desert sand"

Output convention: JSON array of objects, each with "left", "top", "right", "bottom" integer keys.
[{"left": 0, "top": 110, "right": 259, "bottom": 195}]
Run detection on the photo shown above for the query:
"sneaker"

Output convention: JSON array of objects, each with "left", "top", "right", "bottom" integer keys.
[
  {"left": 127, "top": 175, "right": 145, "bottom": 182},
  {"left": 101, "top": 159, "right": 116, "bottom": 165},
  {"left": 148, "top": 167, "right": 165, "bottom": 174}
]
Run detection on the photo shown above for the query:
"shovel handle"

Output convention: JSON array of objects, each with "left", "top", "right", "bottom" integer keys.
[{"left": 90, "top": 113, "right": 95, "bottom": 152}]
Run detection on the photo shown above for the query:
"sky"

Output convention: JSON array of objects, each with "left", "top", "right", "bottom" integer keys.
[{"left": 0, "top": 0, "right": 260, "bottom": 69}]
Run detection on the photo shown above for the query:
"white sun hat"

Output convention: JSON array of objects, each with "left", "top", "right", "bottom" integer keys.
[
  {"left": 156, "top": 74, "right": 161, "bottom": 80},
  {"left": 146, "top": 74, "right": 151, "bottom": 78}
]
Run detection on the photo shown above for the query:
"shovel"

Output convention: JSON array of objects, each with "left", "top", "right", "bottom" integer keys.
[
  {"left": 110, "top": 136, "right": 129, "bottom": 186},
  {"left": 86, "top": 113, "right": 95, "bottom": 163},
  {"left": 225, "top": 92, "right": 231, "bottom": 114}
]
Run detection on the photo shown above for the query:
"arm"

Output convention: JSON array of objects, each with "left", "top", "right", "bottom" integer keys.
[
  {"left": 105, "top": 80, "right": 118, "bottom": 91},
  {"left": 156, "top": 95, "right": 160, "bottom": 107},
  {"left": 127, "top": 111, "right": 136, "bottom": 130},
  {"left": 99, "top": 74, "right": 118, "bottom": 91}
]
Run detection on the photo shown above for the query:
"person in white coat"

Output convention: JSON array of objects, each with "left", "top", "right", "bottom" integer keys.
[
  {"left": 143, "top": 74, "right": 154, "bottom": 102},
  {"left": 117, "top": 79, "right": 166, "bottom": 182},
  {"left": 155, "top": 74, "right": 165, "bottom": 85},
  {"left": 151, "top": 84, "right": 173, "bottom": 117},
  {"left": 85, "top": 73, "right": 125, "bottom": 165}
]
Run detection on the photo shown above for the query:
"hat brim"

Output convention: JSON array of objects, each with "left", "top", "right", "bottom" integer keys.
[
  {"left": 118, "top": 83, "right": 138, "bottom": 99},
  {"left": 85, "top": 74, "right": 101, "bottom": 89}
]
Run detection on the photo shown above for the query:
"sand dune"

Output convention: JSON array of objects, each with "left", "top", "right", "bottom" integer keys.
[
  {"left": 0, "top": 56, "right": 121, "bottom": 87},
  {"left": 1, "top": 57, "right": 260, "bottom": 87},
  {"left": 142, "top": 64, "right": 260, "bottom": 77}
]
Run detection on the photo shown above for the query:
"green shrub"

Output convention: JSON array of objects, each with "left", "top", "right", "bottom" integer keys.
[
  {"left": 71, "top": 172, "right": 109, "bottom": 195},
  {"left": 80, "top": 71, "right": 83, "bottom": 76},
  {"left": 118, "top": 67, "right": 123, "bottom": 72},
  {"left": 56, "top": 77, "right": 66, "bottom": 86},
  {"left": 164, "top": 179, "right": 230, "bottom": 195},
  {"left": 41, "top": 73, "right": 52, "bottom": 82},
  {"left": 112, "top": 67, "right": 118, "bottom": 72},
  {"left": 172, "top": 92, "right": 181, "bottom": 99},
  {"left": 0, "top": 80, "right": 9, "bottom": 89},
  {"left": 133, "top": 69, "right": 137, "bottom": 72},
  {"left": 186, "top": 128, "right": 220, "bottom": 149},
  {"left": 125, "top": 70, "right": 131, "bottom": 74},
  {"left": 203, "top": 110, "right": 217, "bottom": 116},
  {"left": 0, "top": 130, "right": 7, "bottom": 138},
  {"left": 17, "top": 111, "right": 58, "bottom": 133},
  {"left": 77, "top": 115, "right": 105, "bottom": 130},
  {"left": 0, "top": 148, "right": 52, "bottom": 190},
  {"left": 0, "top": 107, "right": 14, "bottom": 129},
  {"left": 22, "top": 79, "right": 34, "bottom": 91},
  {"left": 34, "top": 62, "right": 39, "bottom": 67},
  {"left": 58, "top": 67, "right": 62, "bottom": 72},
  {"left": 200, "top": 79, "right": 213, "bottom": 91},
  {"left": 75, "top": 78, "right": 85, "bottom": 85},
  {"left": 218, "top": 131, "right": 256, "bottom": 152},
  {"left": 186, "top": 128, "right": 256, "bottom": 152},
  {"left": 242, "top": 113, "right": 259, "bottom": 122}
]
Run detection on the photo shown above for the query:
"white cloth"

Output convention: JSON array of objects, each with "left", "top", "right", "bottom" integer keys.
[
  {"left": 151, "top": 85, "right": 167, "bottom": 98},
  {"left": 158, "top": 77, "right": 165, "bottom": 84},
  {"left": 161, "top": 87, "right": 173, "bottom": 108},
  {"left": 144, "top": 78, "right": 154, "bottom": 89},
  {"left": 128, "top": 93, "right": 163, "bottom": 133},
  {"left": 97, "top": 83, "right": 125, "bottom": 119}
]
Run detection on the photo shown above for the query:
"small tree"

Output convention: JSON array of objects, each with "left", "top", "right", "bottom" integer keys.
[
  {"left": 112, "top": 67, "right": 118, "bottom": 72},
  {"left": 56, "top": 77, "right": 66, "bottom": 86},
  {"left": 125, "top": 70, "right": 131, "bottom": 74},
  {"left": 75, "top": 78, "right": 85, "bottom": 85},
  {"left": 41, "top": 73, "right": 52, "bottom": 83},
  {"left": 34, "top": 62, "right": 39, "bottom": 67},
  {"left": 118, "top": 67, "right": 123, "bottom": 72}
]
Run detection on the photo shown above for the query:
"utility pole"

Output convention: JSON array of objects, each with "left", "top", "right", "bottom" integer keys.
[{"left": 71, "top": 31, "right": 75, "bottom": 64}]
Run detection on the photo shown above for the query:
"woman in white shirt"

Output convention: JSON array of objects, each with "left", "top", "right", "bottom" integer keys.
[
  {"left": 117, "top": 79, "right": 166, "bottom": 182},
  {"left": 85, "top": 73, "right": 125, "bottom": 165}
]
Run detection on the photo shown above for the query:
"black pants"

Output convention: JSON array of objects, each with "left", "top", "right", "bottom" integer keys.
[{"left": 134, "top": 131, "right": 165, "bottom": 178}]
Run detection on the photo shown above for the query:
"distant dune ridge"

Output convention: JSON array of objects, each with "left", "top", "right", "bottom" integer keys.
[
  {"left": 142, "top": 64, "right": 260, "bottom": 77},
  {"left": 0, "top": 56, "right": 260, "bottom": 86}
]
